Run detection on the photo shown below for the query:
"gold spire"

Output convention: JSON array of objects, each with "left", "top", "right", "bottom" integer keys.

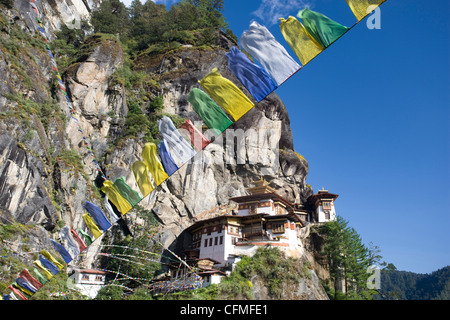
[{"left": 247, "top": 177, "right": 276, "bottom": 195}]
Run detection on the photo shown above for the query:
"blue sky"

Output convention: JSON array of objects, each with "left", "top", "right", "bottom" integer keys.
[{"left": 121, "top": 0, "right": 449, "bottom": 274}]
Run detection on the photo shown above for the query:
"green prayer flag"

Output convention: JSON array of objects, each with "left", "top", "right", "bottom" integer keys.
[
  {"left": 114, "top": 177, "right": 143, "bottom": 207},
  {"left": 33, "top": 268, "right": 47, "bottom": 285},
  {"left": 188, "top": 88, "right": 233, "bottom": 134},
  {"left": 77, "top": 228, "right": 93, "bottom": 246},
  {"left": 297, "top": 8, "right": 350, "bottom": 48}
]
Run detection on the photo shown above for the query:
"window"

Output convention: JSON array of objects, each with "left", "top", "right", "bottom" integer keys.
[
  {"left": 220, "top": 236, "right": 223, "bottom": 245},
  {"left": 209, "top": 238, "right": 212, "bottom": 246},
  {"left": 95, "top": 275, "right": 103, "bottom": 281},
  {"left": 325, "top": 212, "right": 330, "bottom": 220},
  {"left": 82, "top": 274, "right": 89, "bottom": 281},
  {"left": 204, "top": 239, "right": 208, "bottom": 247},
  {"left": 323, "top": 201, "right": 332, "bottom": 210},
  {"left": 232, "top": 237, "right": 237, "bottom": 245},
  {"left": 272, "top": 222, "right": 285, "bottom": 234},
  {"left": 214, "top": 237, "right": 218, "bottom": 245}
]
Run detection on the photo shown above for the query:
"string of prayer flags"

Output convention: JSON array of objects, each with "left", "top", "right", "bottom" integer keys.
[
  {"left": 179, "top": 119, "right": 211, "bottom": 151},
  {"left": 158, "top": 116, "right": 196, "bottom": 166},
  {"left": 2, "top": 0, "right": 390, "bottom": 300},
  {"left": 187, "top": 88, "right": 233, "bottom": 134},
  {"left": 199, "top": 68, "right": 254, "bottom": 121},
  {"left": 82, "top": 213, "right": 103, "bottom": 239},
  {"left": 142, "top": 142, "right": 170, "bottom": 186},
  {"left": 83, "top": 201, "right": 113, "bottom": 232},
  {"left": 279, "top": 16, "right": 323, "bottom": 66},
  {"left": 113, "top": 177, "right": 143, "bottom": 207},
  {"left": 158, "top": 140, "right": 179, "bottom": 177},
  {"left": 345, "top": 0, "right": 386, "bottom": 21},
  {"left": 297, "top": 8, "right": 350, "bottom": 49},
  {"left": 101, "top": 180, "right": 133, "bottom": 215},
  {"left": 225, "top": 46, "right": 278, "bottom": 102},
  {"left": 240, "top": 21, "right": 301, "bottom": 86},
  {"left": 131, "top": 161, "right": 156, "bottom": 197}
]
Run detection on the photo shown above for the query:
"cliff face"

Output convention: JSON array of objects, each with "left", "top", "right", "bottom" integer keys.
[{"left": 0, "top": 1, "right": 324, "bottom": 299}]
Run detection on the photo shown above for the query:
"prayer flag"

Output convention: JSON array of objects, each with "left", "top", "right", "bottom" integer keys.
[
  {"left": 70, "top": 229, "right": 87, "bottom": 253},
  {"left": 19, "top": 269, "right": 43, "bottom": 290},
  {"left": 158, "top": 116, "right": 196, "bottom": 166},
  {"left": 179, "top": 119, "right": 210, "bottom": 151},
  {"left": 297, "top": 8, "right": 350, "bottom": 48},
  {"left": 142, "top": 142, "right": 169, "bottom": 186},
  {"left": 187, "top": 88, "right": 233, "bottom": 134},
  {"left": 82, "top": 213, "right": 103, "bottom": 239},
  {"left": 158, "top": 140, "right": 179, "bottom": 177},
  {"left": 131, "top": 160, "right": 156, "bottom": 197},
  {"left": 60, "top": 225, "right": 80, "bottom": 257},
  {"left": 33, "top": 260, "right": 53, "bottom": 280},
  {"left": 83, "top": 201, "right": 113, "bottom": 231},
  {"left": 101, "top": 180, "right": 133, "bottom": 214},
  {"left": 50, "top": 240, "right": 73, "bottom": 264},
  {"left": 77, "top": 228, "right": 93, "bottom": 246},
  {"left": 113, "top": 177, "right": 143, "bottom": 207},
  {"left": 279, "top": 16, "right": 323, "bottom": 66},
  {"left": 199, "top": 68, "right": 254, "bottom": 121},
  {"left": 226, "top": 47, "right": 278, "bottom": 102},
  {"left": 240, "top": 21, "right": 301, "bottom": 85},
  {"left": 345, "top": 0, "right": 386, "bottom": 21}
]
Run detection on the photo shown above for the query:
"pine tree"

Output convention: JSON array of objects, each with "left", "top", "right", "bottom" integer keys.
[{"left": 319, "top": 216, "right": 382, "bottom": 299}]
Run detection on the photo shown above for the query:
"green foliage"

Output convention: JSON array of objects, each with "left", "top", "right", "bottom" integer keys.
[
  {"left": 218, "top": 246, "right": 310, "bottom": 299},
  {"left": 317, "top": 216, "right": 384, "bottom": 300},
  {"left": 98, "top": 205, "right": 162, "bottom": 298},
  {"left": 57, "top": 148, "right": 84, "bottom": 171},
  {"left": 90, "top": 0, "right": 130, "bottom": 38},
  {"left": 95, "top": 285, "right": 125, "bottom": 300},
  {"left": 92, "top": 0, "right": 232, "bottom": 54},
  {"left": 1, "top": 93, "right": 62, "bottom": 131},
  {"left": 31, "top": 271, "right": 88, "bottom": 300},
  {"left": 375, "top": 266, "right": 450, "bottom": 300}
]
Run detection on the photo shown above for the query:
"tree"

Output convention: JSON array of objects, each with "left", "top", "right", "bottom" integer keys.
[
  {"left": 90, "top": 0, "right": 130, "bottom": 37},
  {"left": 319, "top": 216, "right": 382, "bottom": 299}
]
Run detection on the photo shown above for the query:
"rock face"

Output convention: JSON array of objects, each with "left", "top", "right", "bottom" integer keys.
[
  {"left": 0, "top": 1, "right": 325, "bottom": 299},
  {"left": 11, "top": 0, "right": 101, "bottom": 37}
]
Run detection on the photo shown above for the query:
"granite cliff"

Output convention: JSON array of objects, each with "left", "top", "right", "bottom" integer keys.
[{"left": 0, "top": 0, "right": 326, "bottom": 299}]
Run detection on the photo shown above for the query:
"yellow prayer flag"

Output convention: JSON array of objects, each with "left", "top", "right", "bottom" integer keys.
[
  {"left": 345, "top": 0, "right": 386, "bottom": 21},
  {"left": 82, "top": 213, "right": 103, "bottom": 239},
  {"left": 33, "top": 260, "right": 54, "bottom": 280},
  {"left": 39, "top": 250, "right": 64, "bottom": 270},
  {"left": 101, "top": 180, "right": 133, "bottom": 214},
  {"left": 131, "top": 160, "right": 155, "bottom": 197},
  {"left": 199, "top": 68, "right": 254, "bottom": 121},
  {"left": 142, "top": 143, "right": 169, "bottom": 186},
  {"left": 279, "top": 16, "right": 323, "bottom": 66}
]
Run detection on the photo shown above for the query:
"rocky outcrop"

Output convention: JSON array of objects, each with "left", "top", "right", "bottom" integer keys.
[
  {"left": 0, "top": 1, "right": 322, "bottom": 299},
  {"left": 10, "top": 0, "right": 101, "bottom": 38}
]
